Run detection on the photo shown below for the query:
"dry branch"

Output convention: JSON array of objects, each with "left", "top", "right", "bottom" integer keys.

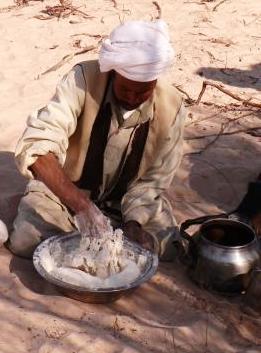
[
  {"left": 206, "top": 50, "right": 223, "bottom": 63},
  {"left": 2, "top": 1, "right": 41, "bottom": 12},
  {"left": 212, "top": 0, "right": 228, "bottom": 11},
  {"left": 186, "top": 111, "right": 257, "bottom": 128},
  {"left": 0, "top": 5, "right": 17, "bottom": 13},
  {"left": 40, "top": 3, "right": 93, "bottom": 20},
  {"left": 33, "top": 15, "right": 53, "bottom": 20},
  {"left": 185, "top": 126, "right": 261, "bottom": 140},
  {"left": 14, "top": 0, "right": 44, "bottom": 4},
  {"left": 200, "top": 37, "right": 235, "bottom": 46},
  {"left": 113, "top": 316, "right": 121, "bottom": 337},
  {"left": 152, "top": 1, "right": 162, "bottom": 19},
  {"left": 205, "top": 312, "right": 209, "bottom": 353},
  {"left": 111, "top": 0, "right": 117, "bottom": 8},
  {"left": 59, "top": 0, "right": 72, "bottom": 5},
  {"left": 71, "top": 33, "right": 106, "bottom": 42},
  {"left": 14, "top": 0, "right": 28, "bottom": 5},
  {"left": 171, "top": 329, "right": 177, "bottom": 353},
  {"left": 40, "top": 45, "right": 96, "bottom": 76},
  {"left": 196, "top": 80, "right": 261, "bottom": 109},
  {"left": 173, "top": 84, "right": 194, "bottom": 104}
]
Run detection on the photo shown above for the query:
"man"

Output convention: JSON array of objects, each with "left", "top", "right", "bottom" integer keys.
[{"left": 8, "top": 20, "right": 186, "bottom": 260}]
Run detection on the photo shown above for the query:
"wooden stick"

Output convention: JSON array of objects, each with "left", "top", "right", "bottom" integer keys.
[
  {"left": 14, "top": 0, "right": 28, "bottom": 5},
  {"left": 152, "top": 1, "right": 162, "bottom": 19},
  {"left": 33, "top": 15, "right": 54, "bottom": 20},
  {"left": 40, "top": 45, "right": 96, "bottom": 76},
  {"left": 212, "top": 0, "right": 228, "bottom": 12},
  {"left": 73, "top": 7, "right": 94, "bottom": 19},
  {"left": 185, "top": 126, "right": 261, "bottom": 140},
  {"left": 173, "top": 84, "right": 194, "bottom": 104},
  {"left": 186, "top": 111, "right": 255, "bottom": 128},
  {"left": 71, "top": 33, "right": 106, "bottom": 44},
  {"left": 111, "top": 0, "right": 117, "bottom": 8},
  {"left": 196, "top": 80, "right": 261, "bottom": 109},
  {"left": 71, "top": 33, "right": 104, "bottom": 38},
  {"left": 74, "top": 46, "right": 96, "bottom": 56}
]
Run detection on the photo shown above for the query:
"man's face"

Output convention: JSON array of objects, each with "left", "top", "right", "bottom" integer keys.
[{"left": 112, "top": 72, "right": 157, "bottom": 111}]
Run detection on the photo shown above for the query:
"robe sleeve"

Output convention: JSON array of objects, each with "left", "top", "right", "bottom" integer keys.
[
  {"left": 121, "top": 104, "right": 186, "bottom": 226},
  {"left": 15, "top": 65, "right": 86, "bottom": 179}
]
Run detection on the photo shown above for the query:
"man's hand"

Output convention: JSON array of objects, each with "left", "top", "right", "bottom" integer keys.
[
  {"left": 75, "top": 203, "right": 111, "bottom": 238},
  {"left": 122, "top": 221, "right": 156, "bottom": 253}
]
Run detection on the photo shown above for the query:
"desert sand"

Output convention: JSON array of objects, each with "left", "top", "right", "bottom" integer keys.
[{"left": 0, "top": 0, "right": 260, "bottom": 352}]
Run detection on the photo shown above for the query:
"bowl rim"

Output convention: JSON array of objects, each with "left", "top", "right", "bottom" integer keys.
[{"left": 33, "top": 232, "right": 159, "bottom": 293}]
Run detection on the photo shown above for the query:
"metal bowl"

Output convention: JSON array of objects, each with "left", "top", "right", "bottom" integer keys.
[{"left": 33, "top": 232, "right": 158, "bottom": 303}]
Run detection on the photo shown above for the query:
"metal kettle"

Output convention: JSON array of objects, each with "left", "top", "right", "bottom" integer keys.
[{"left": 180, "top": 214, "right": 260, "bottom": 295}]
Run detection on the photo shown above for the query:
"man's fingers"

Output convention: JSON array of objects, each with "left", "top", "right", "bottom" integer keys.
[{"left": 75, "top": 211, "right": 111, "bottom": 238}]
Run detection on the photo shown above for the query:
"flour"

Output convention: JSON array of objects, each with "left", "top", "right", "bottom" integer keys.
[
  {"left": 40, "top": 220, "right": 147, "bottom": 290},
  {"left": 51, "top": 259, "right": 141, "bottom": 289},
  {"left": 71, "top": 226, "right": 125, "bottom": 278}
]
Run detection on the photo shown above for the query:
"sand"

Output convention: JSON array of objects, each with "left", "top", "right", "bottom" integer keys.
[{"left": 0, "top": 0, "right": 260, "bottom": 352}]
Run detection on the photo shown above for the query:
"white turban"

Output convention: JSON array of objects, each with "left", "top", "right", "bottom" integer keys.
[{"left": 99, "top": 20, "right": 174, "bottom": 82}]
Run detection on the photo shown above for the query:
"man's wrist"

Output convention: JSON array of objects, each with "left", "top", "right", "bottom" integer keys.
[{"left": 67, "top": 191, "right": 91, "bottom": 214}]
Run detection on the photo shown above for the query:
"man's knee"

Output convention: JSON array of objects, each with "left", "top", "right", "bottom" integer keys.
[
  {"left": 7, "top": 182, "right": 75, "bottom": 258},
  {"left": 7, "top": 221, "right": 42, "bottom": 258}
]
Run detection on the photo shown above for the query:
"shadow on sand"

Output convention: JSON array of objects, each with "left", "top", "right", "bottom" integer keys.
[{"left": 195, "top": 63, "right": 261, "bottom": 91}]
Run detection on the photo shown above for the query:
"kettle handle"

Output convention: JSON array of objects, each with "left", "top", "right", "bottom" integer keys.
[{"left": 180, "top": 213, "right": 228, "bottom": 243}]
